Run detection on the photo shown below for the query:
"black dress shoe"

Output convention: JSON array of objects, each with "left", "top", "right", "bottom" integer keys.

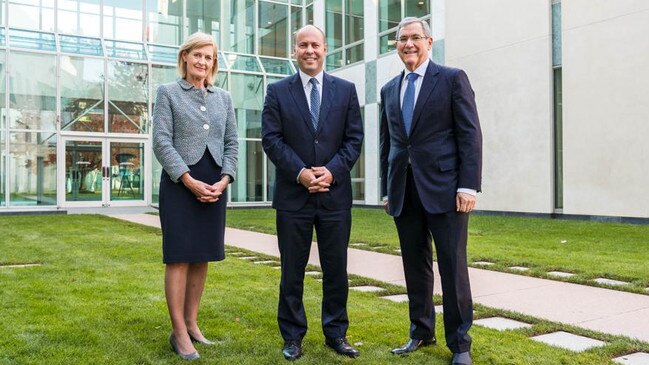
[
  {"left": 282, "top": 340, "right": 302, "bottom": 361},
  {"left": 391, "top": 337, "right": 436, "bottom": 355},
  {"left": 451, "top": 351, "right": 472, "bottom": 365},
  {"left": 325, "top": 337, "right": 360, "bottom": 358}
]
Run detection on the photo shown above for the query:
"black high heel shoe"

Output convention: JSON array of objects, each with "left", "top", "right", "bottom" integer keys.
[{"left": 169, "top": 334, "right": 200, "bottom": 360}]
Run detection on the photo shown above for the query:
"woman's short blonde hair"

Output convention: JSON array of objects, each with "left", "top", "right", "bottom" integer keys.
[{"left": 177, "top": 32, "right": 219, "bottom": 86}]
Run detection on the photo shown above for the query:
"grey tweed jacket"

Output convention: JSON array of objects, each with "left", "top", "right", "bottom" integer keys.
[{"left": 153, "top": 79, "right": 238, "bottom": 183}]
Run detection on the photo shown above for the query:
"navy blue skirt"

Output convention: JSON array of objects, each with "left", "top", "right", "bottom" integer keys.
[{"left": 159, "top": 150, "right": 226, "bottom": 264}]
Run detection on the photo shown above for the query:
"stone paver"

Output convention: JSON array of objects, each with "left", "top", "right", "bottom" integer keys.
[
  {"left": 0, "top": 263, "right": 41, "bottom": 269},
  {"left": 104, "top": 214, "right": 649, "bottom": 343},
  {"left": 473, "top": 261, "right": 494, "bottom": 266},
  {"left": 350, "top": 243, "right": 366, "bottom": 247},
  {"left": 509, "top": 266, "right": 529, "bottom": 271},
  {"left": 593, "top": 278, "right": 629, "bottom": 287},
  {"left": 253, "top": 260, "right": 277, "bottom": 265},
  {"left": 350, "top": 285, "right": 385, "bottom": 293},
  {"left": 473, "top": 317, "right": 532, "bottom": 331},
  {"left": 531, "top": 331, "right": 606, "bottom": 352},
  {"left": 547, "top": 271, "right": 575, "bottom": 278},
  {"left": 381, "top": 294, "right": 409, "bottom": 303},
  {"left": 238, "top": 256, "right": 258, "bottom": 260},
  {"left": 613, "top": 352, "right": 649, "bottom": 365},
  {"left": 305, "top": 271, "right": 320, "bottom": 276},
  {"left": 272, "top": 266, "right": 281, "bottom": 270}
]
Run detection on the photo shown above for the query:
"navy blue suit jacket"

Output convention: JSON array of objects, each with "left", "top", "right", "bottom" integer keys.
[
  {"left": 380, "top": 61, "right": 482, "bottom": 216},
  {"left": 262, "top": 72, "right": 363, "bottom": 211}
]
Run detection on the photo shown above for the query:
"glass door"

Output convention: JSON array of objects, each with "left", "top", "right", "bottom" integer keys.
[{"left": 62, "top": 138, "right": 147, "bottom": 207}]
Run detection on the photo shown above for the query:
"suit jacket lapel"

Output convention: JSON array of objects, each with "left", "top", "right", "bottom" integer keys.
[
  {"left": 409, "top": 61, "right": 441, "bottom": 136},
  {"left": 288, "top": 73, "right": 317, "bottom": 136},
  {"left": 316, "top": 73, "right": 335, "bottom": 135}
]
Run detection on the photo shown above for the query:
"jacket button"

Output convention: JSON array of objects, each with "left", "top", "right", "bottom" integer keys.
[
  {"left": 315, "top": 139, "right": 319, "bottom": 144},
  {"left": 200, "top": 106, "right": 206, "bottom": 111}
]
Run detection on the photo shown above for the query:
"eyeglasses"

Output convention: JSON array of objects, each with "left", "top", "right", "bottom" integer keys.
[{"left": 396, "top": 35, "right": 429, "bottom": 43}]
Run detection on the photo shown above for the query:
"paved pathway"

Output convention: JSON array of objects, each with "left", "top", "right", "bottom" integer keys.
[{"left": 107, "top": 213, "right": 649, "bottom": 343}]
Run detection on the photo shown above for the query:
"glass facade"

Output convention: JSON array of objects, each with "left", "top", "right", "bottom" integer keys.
[
  {"left": 325, "top": 0, "right": 363, "bottom": 70},
  {"left": 378, "top": 0, "right": 433, "bottom": 55}
]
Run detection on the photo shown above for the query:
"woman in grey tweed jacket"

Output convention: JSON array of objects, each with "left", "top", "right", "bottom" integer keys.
[{"left": 153, "top": 32, "right": 238, "bottom": 360}]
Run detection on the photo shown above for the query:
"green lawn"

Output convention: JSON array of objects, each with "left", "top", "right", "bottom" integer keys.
[
  {"left": 1, "top": 214, "right": 646, "bottom": 364},
  {"left": 226, "top": 208, "right": 649, "bottom": 291}
]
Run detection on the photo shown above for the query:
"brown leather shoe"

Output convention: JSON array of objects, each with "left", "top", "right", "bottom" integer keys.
[
  {"left": 325, "top": 337, "right": 360, "bottom": 358},
  {"left": 391, "top": 337, "right": 437, "bottom": 355}
]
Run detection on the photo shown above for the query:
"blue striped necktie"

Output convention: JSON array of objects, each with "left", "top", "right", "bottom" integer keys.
[
  {"left": 402, "top": 72, "right": 418, "bottom": 136},
  {"left": 309, "top": 78, "right": 320, "bottom": 129}
]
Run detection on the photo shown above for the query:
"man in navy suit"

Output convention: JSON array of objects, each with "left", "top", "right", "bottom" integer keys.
[
  {"left": 262, "top": 24, "right": 363, "bottom": 361},
  {"left": 380, "top": 18, "right": 482, "bottom": 365}
]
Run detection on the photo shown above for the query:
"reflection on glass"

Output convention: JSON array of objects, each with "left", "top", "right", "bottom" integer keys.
[
  {"left": 267, "top": 158, "right": 275, "bottom": 201},
  {"left": 0, "top": 28, "right": 5, "bottom": 46},
  {"left": 379, "top": 0, "right": 400, "bottom": 33},
  {"left": 306, "top": 4, "right": 313, "bottom": 25},
  {"left": 65, "top": 140, "right": 102, "bottom": 202},
  {"left": 231, "top": 73, "right": 263, "bottom": 138},
  {"left": 0, "top": 132, "right": 4, "bottom": 206},
  {"left": 9, "top": 52, "right": 57, "bottom": 131},
  {"left": 8, "top": 29, "right": 56, "bottom": 51},
  {"left": 59, "top": 35, "right": 103, "bottom": 56},
  {"left": 325, "top": 0, "right": 342, "bottom": 49},
  {"left": 215, "top": 72, "right": 228, "bottom": 89},
  {"left": 107, "top": 61, "right": 148, "bottom": 134},
  {"left": 405, "top": 0, "right": 430, "bottom": 19},
  {"left": 0, "top": 50, "right": 5, "bottom": 129},
  {"left": 61, "top": 56, "right": 105, "bottom": 132},
  {"left": 152, "top": 154, "right": 162, "bottom": 204},
  {"left": 8, "top": 0, "right": 55, "bottom": 31},
  {"left": 258, "top": 1, "right": 288, "bottom": 57},
  {"left": 259, "top": 57, "right": 293, "bottom": 75},
  {"left": 351, "top": 109, "right": 364, "bottom": 201},
  {"left": 105, "top": 40, "right": 147, "bottom": 61},
  {"left": 225, "top": 53, "right": 261, "bottom": 72},
  {"left": 58, "top": 0, "right": 101, "bottom": 37},
  {"left": 326, "top": 50, "right": 343, "bottom": 71},
  {"left": 147, "top": 0, "right": 183, "bottom": 45},
  {"left": 231, "top": 140, "right": 263, "bottom": 202},
  {"left": 10, "top": 132, "right": 57, "bottom": 206},
  {"left": 380, "top": 31, "right": 396, "bottom": 54},
  {"left": 290, "top": 5, "right": 302, "bottom": 35},
  {"left": 186, "top": 0, "right": 221, "bottom": 41},
  {"left": 218, "top": 51, "right": 228, "bottom": 70},
  {"left": 345, "top": 43, "right": 363, "bottom": 65},
  {"left": 149, "top": 44, "right": 178, "bottom": 64},
  {"left": 103, "top": 0, "right": 143, "bottom": 42},
  {"left": 345, "top": 0, "right": 363, "bottom": 44},
  {"left": 111, "top": 142, "right": 144, "bottom": 201},
  {"left": 230, "top": 0, "right": 255, "bottom": 54}
]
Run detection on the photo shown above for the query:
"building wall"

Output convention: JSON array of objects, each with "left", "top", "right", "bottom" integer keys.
[{"left": 562, "top": 1, "right": 649, "bottom": 217}]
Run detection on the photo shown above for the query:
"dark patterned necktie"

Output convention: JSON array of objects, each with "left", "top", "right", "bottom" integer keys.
[
  {"left": 309, "top": 78, "right": 320, "bottom": 129},
  {"left": 402, "top": 72, "right": 418, "bottom": 136}
]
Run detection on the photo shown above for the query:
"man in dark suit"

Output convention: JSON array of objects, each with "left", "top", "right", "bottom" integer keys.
[
  {"left": 261, "top": 24, "right": 363, "bottom": 361},
  {"left": 380, "top": 17, "right": 482, "bottom": 365}
]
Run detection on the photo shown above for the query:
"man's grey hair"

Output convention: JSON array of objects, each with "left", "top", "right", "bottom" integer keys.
[
  {"left": 396, "top": 17, "right": 432, "bottom": 39},
  {"left": 293, "top": 24, "right": 327, "bottom": 46}
]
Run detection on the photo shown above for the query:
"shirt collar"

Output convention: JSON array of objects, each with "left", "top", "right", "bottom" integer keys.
[
  {"left": 403, "top": 59, "right": 430, "bottom": 82},
  {"left": 298, "top": 69, "right": 324, "bottom": 88},
  {"left": 177, "top": 78, "right": 216, "bottom": 93}
]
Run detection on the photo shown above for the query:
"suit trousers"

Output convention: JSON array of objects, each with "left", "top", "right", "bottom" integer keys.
[
  {"left": 394, "top": 167, "right": 473, "bottom": 353},
  {"left": 276, "top": 194, "right": 351, "bottom": 341}
]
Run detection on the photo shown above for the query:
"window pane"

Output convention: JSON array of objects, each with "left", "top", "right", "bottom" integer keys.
[
  {"left": 267, "top": 157, "right": 275, "bottom": 201},
  {"left": 110, "top": 142, "right": 145, "bottom": 201},
  {"left": 231, "top": 73, "right": 263, "bottom": 138},
  {"left": 379, "top": 31, "right": 396, "bottom": 54},
  {"left": 345, "top": 0, "right": 363, "bottom": 44},
  {"left": 379, "top": 0, "right": 400, "bottom": 33},
  {"left": 405, "top": 0, "right": 429, "bottom": 19},
  {"left": 325, "top": 0, "right": 342, "bottom": 49},
  {"left": 147, "top": 0, "right": 183, "bottom": 45},
  {"left": 231, "top": 140, "right": 263, "bottom": 202},
  {"left": 149, "top": 44, "right": 178, "bottom": 64},
  {"left": 225, "top": 53, "right": 261, "bottom": 72},
  {"left": 218, "top": 51, "right": 228, "bottom": 70},
  {"left": 326, "top": 50, "right": 342, "bottom": 71},
  {"left": 552, "top": 2, "right": 562, "bottom": 67},
  {"left": 103, "top": 0, "right": 143, "bottom": 42},
  {"left": 216, "top": 72, "right": 228, "bottom": 89},
  {"left": 59, "top": 35, "right": 103, "bottom": 56},
  {"left": 230, "top": 0, "right": 255, "bottom": 54},
  {"left": 0, "top": 50, "right": 6, "bottom": 129},
  {"left": 9, "top": 52, "right": 57, "bottom": 131},
  {"left": 306, "top": 4, "right": 313, "bottom": 25},
  {"left": 65, "top": 140, "right": 102, "bottom": 202},
  {"left": 58, "top": 0, "right": 101, "bottom": 37},
  {"left": 8, "top": 0, "right": 55, "bottom": 32},
  {"left": 105, "top": 40, "right": 147, "bottom": 61},
  {"left": 9, "top": 132, "right": 57, "bottom": 206},
  {"left": 61, "top": 56, "right": 105, "bottom": 132},
  {"left": 345, "top": 43, "right": 363, "bottom": 65},
  {"left": 186, "top": 0, "right": 221, "bottom": 42},
  {"left": 258, "top": 1, "right": 288, "bottom": 58},
  {"left": 0, "top": 28, "right": 5, "bottom": 46},
  {"left": 107, "top": 61, "right": 148, "bottom": 134},
  {"left": 259, "top": 57, "right": 293, "bottom": 75},
  {"left": 0, "top": 132, "right": 4, "bottom": 206},
  {"left": 8, "top": 29, "right": 56, "bottom": 52},
  {"left": 290, "top": 5, "right": 302, "bottom": 36}
]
